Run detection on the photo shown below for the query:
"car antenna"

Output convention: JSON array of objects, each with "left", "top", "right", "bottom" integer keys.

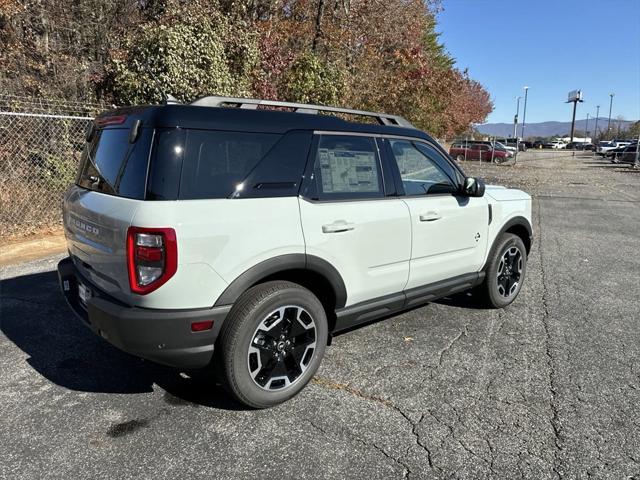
[{"left": 143, "top": 59, "right": 179, "bottom": 105}]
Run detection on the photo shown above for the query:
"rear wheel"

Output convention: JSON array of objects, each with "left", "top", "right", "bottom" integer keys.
[
  {"left": 479, "top": 233, "right": 527, "bottom": 308},
  {"left": 217, "top": 281, "right": 327, "bottom": 408}
]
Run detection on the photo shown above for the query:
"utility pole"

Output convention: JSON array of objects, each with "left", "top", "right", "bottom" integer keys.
[
  {"left": 585, "top": 113, "right": 590, "bottom": 143},
  {"left": 520, "top": 86, "right": 529, "bottom": 140},
  {"left": 594, "top": 105, "right": 600, "bottom": 143},
  {"left": 607, "top": 93, "right": 614, "bottom": 139},
  {"left": 513, "top": 96, "right": 521, "bottom": 138}
]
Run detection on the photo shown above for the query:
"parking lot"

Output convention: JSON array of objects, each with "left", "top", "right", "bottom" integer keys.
[{"left": 1, "top": 151, "right": 639, "bottom": 479}]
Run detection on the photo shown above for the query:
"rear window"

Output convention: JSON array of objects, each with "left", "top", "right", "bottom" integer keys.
[{"left": 77, "top": 127, "right": 152, "bottom": 199}]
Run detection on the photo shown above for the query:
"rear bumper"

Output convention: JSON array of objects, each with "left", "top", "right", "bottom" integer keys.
[{"left": 57, "top": 257, "right": 231, "bottom": 369}]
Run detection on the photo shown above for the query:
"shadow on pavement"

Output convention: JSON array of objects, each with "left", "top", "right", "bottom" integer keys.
[
  {"left": 434, "top": 289, "right": 494, "bottom": 310},
  {"left": 0, "top": 270, "right": 244, "bottom": 411}
]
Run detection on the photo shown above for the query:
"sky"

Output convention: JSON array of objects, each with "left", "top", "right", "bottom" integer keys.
[{"left": 437, "top": 0, "right": 640, "bottom": 124}]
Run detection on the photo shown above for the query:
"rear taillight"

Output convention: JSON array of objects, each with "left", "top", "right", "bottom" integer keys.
[{"left": 126, "top": 227, "right": 177, "bottom": 295}]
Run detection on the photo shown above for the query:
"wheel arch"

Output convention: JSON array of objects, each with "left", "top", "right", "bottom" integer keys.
[
  {"left": 214, "top": 254, "right": 347, "bottom": 328},
  {"left": 483, "top": 216, "right": 533, "bottom": 270},
  {"left": 501, "top": 216, "right": 533, "bottom": 254}
]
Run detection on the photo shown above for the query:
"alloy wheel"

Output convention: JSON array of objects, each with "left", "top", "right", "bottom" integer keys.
[
  {"left": 496, "top": 246, "right": 523, "bottom": 298},
  {"left": 247, "top": 305, "right": 317, "bottom": 391}
]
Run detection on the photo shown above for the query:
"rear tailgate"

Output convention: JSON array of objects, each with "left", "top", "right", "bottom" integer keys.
[
  {"left": 63, "top": 116, "right": 154, "bottom": 304},
  {"left": 63, "top": 186, "right": 139, "bottom": 303}
]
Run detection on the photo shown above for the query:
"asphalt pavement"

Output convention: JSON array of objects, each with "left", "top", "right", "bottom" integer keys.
[{"left": 1, "top": 152, "right": 639, "bottom": 479}]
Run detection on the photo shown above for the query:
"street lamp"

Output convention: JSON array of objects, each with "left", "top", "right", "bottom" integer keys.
[
  {"left": 585, "top": 113, "right": 590, "bottom": 143},
  {"left": 594, "top": 105, "right": 600, "bottom": 142},
  {"left": 513, "top": 96, "right": 521, "bottom": 138},
  {"left": 520, "top": 86, "right": 529, "bottom": 140},
  {"left": 607, "top": 93, "right": 614, "bottom": 139}
]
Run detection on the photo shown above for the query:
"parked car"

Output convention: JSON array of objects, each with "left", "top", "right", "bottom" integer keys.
[
  {"left": 500, "top": 137, "right": 527, "bottom": 152},
  {"left": 532, "top": 140, "right": 545, "bottom": 149},
  {"left": 613, "top": 143, "right": 638, "bottom": 165},
  {"left": 449, "top": 141, "right": 511, "bottom": 162},
  {"left": 473, "top": 141, "right": 515, "bottom": 157},
  {"left": 494, "top": 141, "right": 517, "bottom": 155},
  {"left": 565, "top": 142, "right": 589, "bottom": 150},
  {"left": 597, "top": 140, "right": 632, "bottom": 156},
  {"left": 579, "top": 143, "right": 595, "bottom": 151},
  {"left": 58, "top": 96, "right": 533, "bottom": 408},
  {"left": 596, "top": 141, "right": 616, "bottom": 156},
  {"left": 607, "top": 144, "right": 632, "bottom": 161},
  {"left": 545, "top": 140, "right": 566, "bottom": 149}
]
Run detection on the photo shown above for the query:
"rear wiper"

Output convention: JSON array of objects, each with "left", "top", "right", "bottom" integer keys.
[{"left": 82, "top": 142, "right": 115, "bottom": 193}]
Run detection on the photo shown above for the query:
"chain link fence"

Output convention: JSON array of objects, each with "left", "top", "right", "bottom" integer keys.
[{"left": 0, "top": 95, "right": 108, "bottom": 238}]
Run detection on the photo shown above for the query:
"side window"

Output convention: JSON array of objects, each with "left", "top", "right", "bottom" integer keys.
[
  {"left": 388, "top": 139, "right": 457, "bottom": 196},
  {"left": 307, "top": 135, "right": 384, "bottom": 200},
  {"left": 414, "top": 142, "right": 461, "bottom": 182},
  {"left": 178, "top": 130, "right": 281, "bottom": 199}
]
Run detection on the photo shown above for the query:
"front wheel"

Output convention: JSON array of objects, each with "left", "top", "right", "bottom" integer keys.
[
  {"left": 217, "top": 281, "right": 328, "bottom": 408},
  {"left": 456, "top": 154, "right": 465, "bottom": 162},
  {"left": 478, "top": 233, "right": 527, "bottom": 308}
]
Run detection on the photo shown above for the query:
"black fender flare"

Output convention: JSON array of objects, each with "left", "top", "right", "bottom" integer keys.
[
  {"left": 214, "top": 254, "right": 348, "bottom": 309},
  {"left": 482, "top": 216, "right": 533, "bottom": 270}
]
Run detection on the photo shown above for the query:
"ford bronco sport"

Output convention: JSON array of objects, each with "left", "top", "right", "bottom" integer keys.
[{"left": 58, "top": 96, "right": 532, "bottom": 408}]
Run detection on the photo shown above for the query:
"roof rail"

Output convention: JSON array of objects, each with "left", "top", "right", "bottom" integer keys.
[{"left": 190, "top": 96, "right": 415, "bottom": 129}]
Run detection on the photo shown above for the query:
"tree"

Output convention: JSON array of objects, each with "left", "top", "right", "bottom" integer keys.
[
  {"left": 107, "top": 1, "right": 258, "bottom": 104},
  {"left": 1, "top": 0, "right": 493, "bottom": 137},
  {"left": 281, "top": 52, "right": 343, "bottom": 105}
]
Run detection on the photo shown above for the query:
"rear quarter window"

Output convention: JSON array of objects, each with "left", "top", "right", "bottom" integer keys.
[{"left": 178, "top": 130, "right": 281, "bottom": 200}]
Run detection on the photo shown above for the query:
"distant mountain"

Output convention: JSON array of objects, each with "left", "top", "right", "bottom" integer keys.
[{"left": 477, "top": 118, "right": 635, "bottom": 139}]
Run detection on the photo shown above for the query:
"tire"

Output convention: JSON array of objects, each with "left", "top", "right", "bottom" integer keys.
[
  {"left": 478, "top": 233, "right": 527, "bottom": 308},
  {"left": 217, "top": 280, "right": 328, "bottom": 408},
  {"left": 456, "top": 154, "right": 464, "bottom": 162}
]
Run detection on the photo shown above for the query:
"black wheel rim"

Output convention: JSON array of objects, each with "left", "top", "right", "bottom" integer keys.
[
  {"left": 496, "top": 246, "right": 523, "bottom": 298},
  {"left": 247, "top": 305, "right": 317, "bottom": 391}
]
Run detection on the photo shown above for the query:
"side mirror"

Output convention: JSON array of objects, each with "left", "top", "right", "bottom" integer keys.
[{"left": 463, "top": 177, "right": 485, "bottom": 197}]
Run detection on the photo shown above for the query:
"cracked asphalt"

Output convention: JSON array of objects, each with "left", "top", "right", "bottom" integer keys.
[{"left": 1, "top": 152, "right": 639, "bottom": 479}]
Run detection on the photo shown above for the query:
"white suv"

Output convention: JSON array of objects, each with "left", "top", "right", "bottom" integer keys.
[{"left": 58, "top": 97, "right": 532, "bottom": 408}]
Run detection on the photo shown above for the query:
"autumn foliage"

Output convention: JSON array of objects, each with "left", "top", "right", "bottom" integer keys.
[{"left": 0, "top": 0, "right": 492, "bottom": 138}]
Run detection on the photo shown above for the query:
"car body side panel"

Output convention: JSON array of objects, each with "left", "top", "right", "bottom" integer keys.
[
  {"left": 298, "top": 197, "right": 411, "bottom": 307},
  {"left": 482, "top": 194, "right": 533, "bottom": 267},
  {"left": 402, "top": 195, "right": 490, "bottom": 289},
  {"left": 129, "top": 197, "right": 305, "bottom": 309}
]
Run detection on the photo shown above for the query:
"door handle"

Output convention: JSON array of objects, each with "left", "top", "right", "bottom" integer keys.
[
  {"left": 322, "top": 220, "right": 355, "bottom": 233},
  {"left": 419, "top": 211, "right": 442, "bottom": 222}
]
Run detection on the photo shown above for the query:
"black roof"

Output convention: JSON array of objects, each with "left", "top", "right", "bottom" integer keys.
[{"left": 96, "top": 104, "right": 432, "bottom": 142}]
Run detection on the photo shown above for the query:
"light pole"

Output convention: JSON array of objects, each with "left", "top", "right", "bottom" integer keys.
[
  {"left": 607, "top": 93, "right": 614, "bottom": 139},
  {"left": 513, "top": 96, "right": 521, "bottom": 138},
  {"left": 520, "top": 86, "right": 529, "bottom": 140},
  {"left": 594, "top": 105, "right": 600, "bottom": 143},
  {"left": 585, "top": 113, "right": 590, "bottom": 143}
]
